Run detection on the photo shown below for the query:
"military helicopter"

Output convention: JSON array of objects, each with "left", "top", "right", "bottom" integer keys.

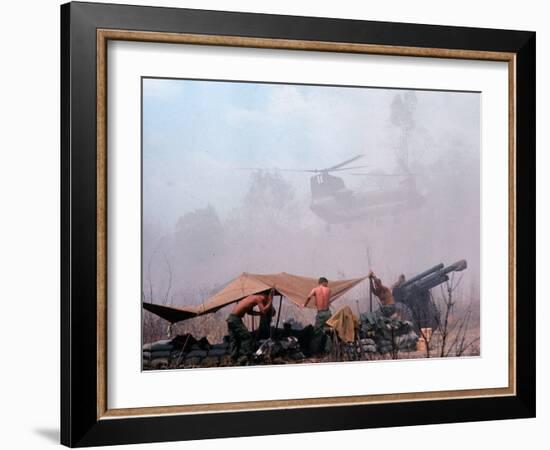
[{"left": 244, "top": 154, "right": 425, "bottom": 226}]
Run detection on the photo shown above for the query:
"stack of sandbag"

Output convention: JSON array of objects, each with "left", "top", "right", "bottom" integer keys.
[
  {"left": 359, "top": 308, "right": 419, "bottom": 354},
  {"left": 357, "top": 337, "right": 377, "bottom": 354},
  {"left": 199, "top": 341, "right": 230, "bottom": 367},
  {"left": 142, "top": 339, "right": 181, "bottom": 369},
  {"left": 374, "top": 330, "right": 419, "bottom": 354},
  {"left": 394, "top": 331, "right": 420, "bottom": 351},
  {"left": 143, "top": 334, "right": 212, "bottom": 369},
  {"left": 180, "top": 336, "right": 212, "bottom": 367}
]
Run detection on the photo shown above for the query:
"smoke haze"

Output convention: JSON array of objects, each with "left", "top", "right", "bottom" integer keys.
[{"left": 142, "top": 78, "right": 480, "bottom": 314}]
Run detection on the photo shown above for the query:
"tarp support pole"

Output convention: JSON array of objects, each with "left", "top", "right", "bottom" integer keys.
[
  {"left": 369, "top": 280, "right": 373, "bottom": 313},
  {"left": 275, "top": 295, "right": 283, "bottom": 332}
]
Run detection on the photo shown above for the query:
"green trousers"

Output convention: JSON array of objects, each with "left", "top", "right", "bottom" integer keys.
[
  {"left": 226, "top": 314, "right": 253, "bottom": 360},
  {"left": 314, "top": 310, "right": 332, "bottom": 331},
  {"left": 312, "top": 310, "right": 332, "bottom": 355}
]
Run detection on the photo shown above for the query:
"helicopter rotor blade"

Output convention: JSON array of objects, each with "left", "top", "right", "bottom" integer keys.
[
  {"left": 236, "top": 167, "right": 267, "bottom": 171},
  {"left": 277, "top": 164, "right": 370, "bottom": 173},
  {"left": 325, "top": 154, "right": 365, "bottom": 171},
  {"left": 328, "top": 165, "right": 370, "bottom": 172},
  {"left": 236, "top": 167, "right": 320, "bottom": 173},
  {"left": 276, "top": 168, "right": 321, "bottom": 173},
  {"left": 237, "top": 155, "right": 367, "bottom": 174},
  {"left": 351, "top": 172, "right": 416, "bottom": 177}
]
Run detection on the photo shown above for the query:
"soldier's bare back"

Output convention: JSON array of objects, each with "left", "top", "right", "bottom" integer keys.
[
  {"left": 308, "top": 285, "right": 331, "bottom": 310},
  {"left": 232, "top": 294, "right": 268, "bottom": 317}
]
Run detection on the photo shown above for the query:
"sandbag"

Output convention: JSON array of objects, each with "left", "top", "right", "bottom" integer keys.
[
  {"left": 219, "top": 355, "right": 233, "bottom": 366},
  {"left": 150, "top": 350, "right": 173, "bottom": 359},
  {"left": 170, "top": 351, "right": 187, "bottom": 362},
  {"left": 362, "top": 344, "right": 377, "bottom": 353},
  {"left": 187, "top": 350, "right": 207, "bottom": 358},
  {"left": 143, "top": 339, "right": 174, "bottom": 352},
  {"left": 151, "top": 358, "right": 169, "bottom": 369},
  {"left": 395, "top": 331, "right": 419, "bottom": 351},
  {"left": 211, "top": 343, "right": 228, "bottom": 351},
  {"left": 185, "top": 356, "right": 202, "bottom": 366},
  {"left": 202, "top": 356, "right": 220, "bottom": 367}
]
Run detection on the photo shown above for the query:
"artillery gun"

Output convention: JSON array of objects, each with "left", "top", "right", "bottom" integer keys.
[{"left": 392, "top": 260, "right": 467, "bottom": 329}]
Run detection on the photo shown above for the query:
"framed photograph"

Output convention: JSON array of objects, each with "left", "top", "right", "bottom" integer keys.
[{"left": 61, "top": 1, "right": 535, "bottom": 447}]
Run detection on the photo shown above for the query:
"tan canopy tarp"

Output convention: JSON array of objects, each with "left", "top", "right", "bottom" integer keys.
[{"left": 143, "top": 272, "right": 367, "bottom": 324}]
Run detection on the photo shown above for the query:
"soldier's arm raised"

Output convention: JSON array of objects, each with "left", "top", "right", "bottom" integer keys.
[
  {"left": 370, "top": 277, "right": 382, "bottom": 296},
  {"left": 303, "top": 288, "right": 316, "bottom": 308}
]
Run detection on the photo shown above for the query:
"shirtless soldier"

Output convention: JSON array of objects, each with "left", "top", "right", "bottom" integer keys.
[
  {"left": 303, "top": 277, "right": 332, "bottom": 354},
  {"left": 226, "top": 291, "right": 273, "bottom": 363},
  {"left": 369, "top": 271, "right": 412, "bottom": 321},
  {"left": 368, "top": 270, "right": 394, "bottom": 305}
]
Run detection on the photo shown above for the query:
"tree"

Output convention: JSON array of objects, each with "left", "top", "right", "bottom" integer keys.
[
  {"left": 175, "top": 204, "right": 224, "bottom": 263},
  {"left": 429, "top": 274, "right": 480, "bottom": 358},
  {"left": 243, "top": 170, "right": 294, "bottom": 213},
  {"left": 390, "top": 91, "right": 418, "bottom": 172}
]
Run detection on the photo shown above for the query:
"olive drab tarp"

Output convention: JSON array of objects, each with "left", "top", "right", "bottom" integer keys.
[
  {"left": 142, "top": 302, "right": 198, "bottom": 323},
  {"left": 142, "top": 272, "right": 367, "bottom": 324},
  {"left": 326, "top": 305, "right": 359, "bottom": 343}
]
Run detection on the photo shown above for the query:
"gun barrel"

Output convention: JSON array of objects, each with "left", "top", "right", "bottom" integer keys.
[
  {"left": 401, "top": 263, "right": 444, "bottom": 288},
  {"left": 417, "top": 274, "right": 450, "bottom": 291},
  {"left": 440, "top": 259, "right": 467, "bottom": 275}
]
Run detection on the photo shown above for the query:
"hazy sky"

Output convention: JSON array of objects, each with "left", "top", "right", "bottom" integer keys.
[{"left": 142, "top": 77, "right": 480, "bottom": 229}]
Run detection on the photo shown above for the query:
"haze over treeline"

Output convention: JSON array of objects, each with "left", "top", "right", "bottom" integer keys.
[{"left": 142, "top": 80, "right": 480, "bottom": 315}]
